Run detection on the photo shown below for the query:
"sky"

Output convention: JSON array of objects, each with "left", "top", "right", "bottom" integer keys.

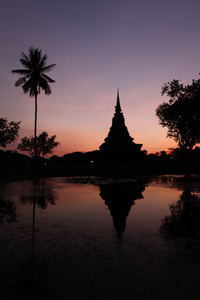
[{"left": 1, "top": 0, "right": 200, "bottom": 156}]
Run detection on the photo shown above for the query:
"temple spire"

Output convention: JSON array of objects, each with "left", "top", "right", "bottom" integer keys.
[
  {"left": 115, "top": 88, "right": 122, "bottom": 113},
  {"left": 99, "top": 91, "right": 143, "bottom": 160}
]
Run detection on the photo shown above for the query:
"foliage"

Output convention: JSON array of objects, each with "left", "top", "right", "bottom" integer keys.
[
  {"left": 17, "top": 136, "right": 35, "bottom": 157},
  {"left": 160, "top": 191, "right": 200, "bottom": 237},
  {"left": 12, "top": 47, "right": 56, "bottom": 97},
  {"left": 12, "top": 46, "right": 56, "bottom": 157},
  {"left": 38, "top": 132, "right": 60, "bottom": 157},
  {"left": 17, "top": 132, "right": 60, "bottom": 157},
  {"left": 0, "top": 118, "right": 21, "bottom": 147},
  {"left": 156, "top": 78, "right": 200, "bottom": 150}
]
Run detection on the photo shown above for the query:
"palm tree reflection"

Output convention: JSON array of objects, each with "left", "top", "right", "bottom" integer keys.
[
  {"left": 99, "top": 181, "right": 146, "bottom": 237},
  {"left": 20, "top": 179, "right": 56, "bottom": 209},
  {"left": 20, "top": 179, "right": 56, "bottom": 261}
]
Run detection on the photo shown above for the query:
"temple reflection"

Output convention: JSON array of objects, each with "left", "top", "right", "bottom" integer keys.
[{"left": 99, "top": 181, "right": 147, "bottom": 237}]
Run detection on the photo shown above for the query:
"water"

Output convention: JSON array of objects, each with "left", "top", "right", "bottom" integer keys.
[{"left": 1, "top": 176, "right": 200, "bottom": 299}]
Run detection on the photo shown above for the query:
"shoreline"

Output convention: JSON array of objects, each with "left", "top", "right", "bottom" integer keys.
[{"left": 0, "top": 162, "right": 198, "bottom": 183}]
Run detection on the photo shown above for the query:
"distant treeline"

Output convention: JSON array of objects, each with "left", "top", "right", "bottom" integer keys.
[{"left": 1, "top": 148, "right": 200, "bottom": 176}]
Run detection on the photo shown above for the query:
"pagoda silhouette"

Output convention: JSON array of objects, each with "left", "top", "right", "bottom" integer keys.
[{"left": 99, "top": 90, "right": 144, "bottom": 163}]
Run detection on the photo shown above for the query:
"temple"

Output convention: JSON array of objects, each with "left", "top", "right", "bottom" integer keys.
[{"left": 99, "top": 90, "right": 144, "bottom": 162}]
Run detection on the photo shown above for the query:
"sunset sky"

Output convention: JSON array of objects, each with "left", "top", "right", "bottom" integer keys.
[{"left": 1, "top": 0, "right": 200, "bottom": 156}]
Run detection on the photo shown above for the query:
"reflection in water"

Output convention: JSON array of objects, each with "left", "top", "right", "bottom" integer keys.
[
  {"left": 20, "top": 178, "right": 56, "bottom": 209},
  {"left": 19, "top": 178, "right": 57, "bottom": 295},
  {"left": 160, "top": 190, "right": 200, "bottom": 237},
  {"left": 20, "top": 178, "right": 56, "bottom": 251},
  {"left": 0, "top": 198, "right": 16, "bottom": 224},
  {"left": 2, "top": 177, "right": 200, "bottom": 299},
  {"left": 99, "top": 181, "right": 146, "bottom": 237},
  {"left": 158, "top": 177, "right": 200, "bottom": 238}
]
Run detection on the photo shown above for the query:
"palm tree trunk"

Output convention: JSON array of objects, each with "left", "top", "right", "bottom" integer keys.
[{"left": 34, "top": 93, "right": 37, "bottom": 157}]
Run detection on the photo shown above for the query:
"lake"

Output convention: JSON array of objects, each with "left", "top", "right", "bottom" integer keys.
[{"left": 1, "top": 176, "right": 200, "bottom": 299}]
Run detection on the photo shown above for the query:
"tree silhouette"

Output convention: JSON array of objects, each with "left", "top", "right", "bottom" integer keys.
[
  {"left": 38, "top": 131, "right": 60, "bottom": 157},
  {"left": 17, "top": 131, "right": 59, "bottom": 157},
  {"left": 156, "top": 78, "right": 200, "bottom": 176},
  {"left": 0, "top": 117, "right": 20, "bottom": 147},
  {"left": 12, "top": 47, "right": 56, "bottom": 157},
  {"left": 156, "top": 78, "right": 200, "bottom": 151}
]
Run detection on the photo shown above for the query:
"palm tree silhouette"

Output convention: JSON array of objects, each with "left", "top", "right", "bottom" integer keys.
[{"left": 12, "top": 47, "right": 56, "bottom": 157}]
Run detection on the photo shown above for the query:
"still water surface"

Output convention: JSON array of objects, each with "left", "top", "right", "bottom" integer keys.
[
  {"left": 1, "top": 176, "right": 200, "bottom": 299},
  {"left": 0, "top": 177, "right": 181, "bottom": 241}
]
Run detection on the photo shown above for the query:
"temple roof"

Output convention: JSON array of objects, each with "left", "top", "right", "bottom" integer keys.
[{"left": 115, "top": 89, "right": 122, "bottom": 113}]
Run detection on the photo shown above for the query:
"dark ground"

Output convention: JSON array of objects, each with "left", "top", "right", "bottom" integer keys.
[{"left": 1, "top": 214, "right": 200, "bottom": 300}]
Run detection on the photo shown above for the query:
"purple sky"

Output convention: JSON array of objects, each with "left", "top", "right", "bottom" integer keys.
[{"left": 1, "top": 0, "right": 200, "bottom": 156}]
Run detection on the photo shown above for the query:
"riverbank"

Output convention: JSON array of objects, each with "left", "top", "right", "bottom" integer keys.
[
  {"left": 1, "top": 148, "right": 200, "bottom": 182},
  {"left": 0, "top": 161, "right": 194, "bottom": 183}
]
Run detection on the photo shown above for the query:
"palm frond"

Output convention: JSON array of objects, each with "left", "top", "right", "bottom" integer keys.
[
  {"left": 39, "top": 77, "right": 52, "bottom": 95},
  {"left": 12, "top": 46, "right": 55, "bottom": 98},
  {"left": 42, "top": 73, "right": 56, "bottom": 83},
  {"left": 29, "top": 47, "right": 40, "bottom": 59},
  {"left": 38, "top": 54, "right": 47, "bottom": 69},
  {"left": 19, "top": 58, "right": 32, "bottom": 69},
  {"left": 11, "top": 69, "right": 32, "bottom": 75},
  {"left": 22, "top": 78, "right": 36, "bottom": 97},
  {"left": 44, "top": 85, "right": 52, "bottom": 95},
  {"left": 20, "top": 52, "right": 32, "bottom": 68},
  {"left": 22, "top": 81, "right": 31, "bottom": 94},
  {"left": 29, "top": 47, "right": 42, "bottom": 68},
  {"left": 15, "top": 77, "right": 27, "bottom": 87},
  {"left": 41, "top": 64, "right": 56, "bottom": 73}
]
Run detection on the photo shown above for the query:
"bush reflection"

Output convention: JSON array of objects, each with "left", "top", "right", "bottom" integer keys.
[
  {"left": 0, "top": 198, "right": 16, "bottom": 224},
  {"left": 159, "top": 177, "right": 200, "bottom": 238}
]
